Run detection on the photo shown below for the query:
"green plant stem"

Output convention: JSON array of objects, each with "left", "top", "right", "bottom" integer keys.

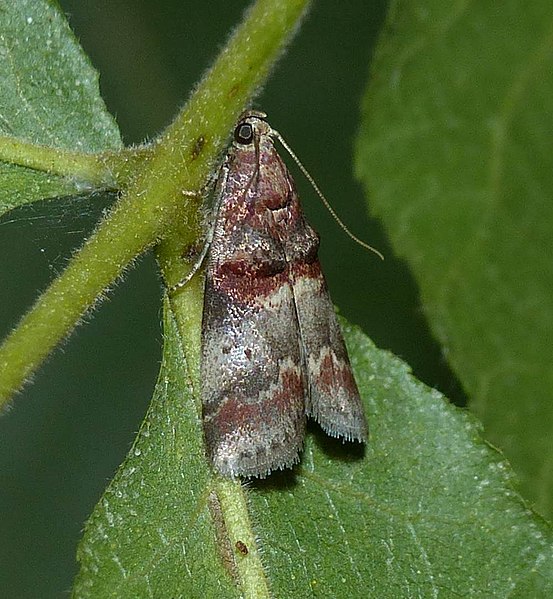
[
  {"left": 165, "top": 287, "right": 271, "bottom": 595},
  {"left": 215, "top": 478, "right": 271, "bottom": 598},
  {"left": 0, "top": 0, "right": 310, "bottom": 407},
  {"left": 0, "top": 133, "right": 154, "bottom": 190},
  {"left": 157, "top": 3, "right": 311, "bottom": 596},
  {"left": 0, "top": 134, "right": 114, "bottom": 186}
]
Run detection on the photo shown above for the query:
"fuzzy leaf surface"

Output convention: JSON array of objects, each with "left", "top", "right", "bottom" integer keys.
[
  {"left": 74, "top": 309, "right": 553, "bottom": 597},
  {"left": 356, "top": 0, "right": 553, "bottom": 516},
  {"left": 0, "top": 0, "right": 121, "bottom": 217}
]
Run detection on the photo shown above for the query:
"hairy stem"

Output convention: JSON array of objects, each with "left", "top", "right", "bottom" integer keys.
[{"left": 0, "top": 0, "right": 310, "bottom": 407}]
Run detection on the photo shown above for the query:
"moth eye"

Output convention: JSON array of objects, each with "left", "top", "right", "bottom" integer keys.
[{"left": 234, "top": 122, "right": 254, "bottom": 145}]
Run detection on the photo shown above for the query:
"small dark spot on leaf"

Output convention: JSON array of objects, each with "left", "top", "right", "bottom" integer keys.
[
  {"left": 235, "top": 540, "right": 248, "bottom": 555},
  {"left": 191, "top": 135, "right": 206, "bottom": 160}
]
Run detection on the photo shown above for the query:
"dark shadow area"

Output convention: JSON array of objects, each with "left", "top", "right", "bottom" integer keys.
[
  {"left": 249, "top": 467, "right": 301, "bottom": 493},
  {"left": 249, "top": 420, "right": 367, "bottom": 494},
  {"left": 308, "top": 420, "right": 367, "bottom": 464}
]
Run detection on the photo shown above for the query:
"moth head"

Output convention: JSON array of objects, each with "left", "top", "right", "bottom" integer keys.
[
  {"left": 232, "top": 110, "right": 385, "bottom": 260},
  {"left": 234, "top": 121, "right": 254, "bottom": 145},
  {"left": 233, "top": 110, "right": 271, "bottom": 148}
]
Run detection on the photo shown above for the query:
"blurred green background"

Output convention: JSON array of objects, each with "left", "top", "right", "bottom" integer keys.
[{"left": 0, "top": 2, "right": 465, "bottom": 597}]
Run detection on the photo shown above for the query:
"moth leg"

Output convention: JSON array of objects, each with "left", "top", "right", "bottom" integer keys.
[
  {"left": 169, "top": 174, "right": 223, "bottom": 292},
  {"left": 168, "top": 235, "right": 210, "bottom": 292}
]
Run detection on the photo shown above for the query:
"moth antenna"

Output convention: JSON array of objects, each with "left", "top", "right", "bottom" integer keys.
[{"left": 270, "top": 128, "right": 384, "bottom": 260}]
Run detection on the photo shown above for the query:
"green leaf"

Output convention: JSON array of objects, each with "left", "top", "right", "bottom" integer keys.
[
  {"left": 74, "top": 306, "right": 553, "bottom": 597},
  {"left": 355, "top": 2, "right": 553, "bottom": 517},
  {"left": 0, "top": 0, "right": 121, "bottom": 216},
  {"left": 73, "top": 300, "right": 239, "bottom": 599}
]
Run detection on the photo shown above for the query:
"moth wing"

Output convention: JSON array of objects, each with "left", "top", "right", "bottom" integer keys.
[
  {"left": 286, "top": 217, "right": 367, "bottom": 442},
  {"left": 201, "top": 225, "right": 306, "bottom": 478},
  {"left": 293, "top": 264, "right": 367, "bottom": 441}
]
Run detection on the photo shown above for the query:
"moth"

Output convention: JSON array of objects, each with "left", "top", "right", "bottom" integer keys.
[{"left": 175, "top": 111, "right": 370, "bottom": 478}]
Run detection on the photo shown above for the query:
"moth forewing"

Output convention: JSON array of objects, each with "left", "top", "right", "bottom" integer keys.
[{"left": 198, "top": 111, "right": 367, "bottom": 478}]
